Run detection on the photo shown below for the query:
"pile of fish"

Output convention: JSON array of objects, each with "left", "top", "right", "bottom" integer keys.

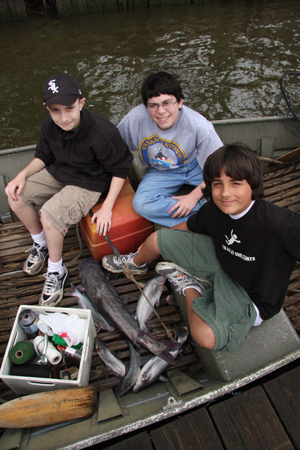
[{"left": 75, "top": 257, "right": 189, "bottom": 395}]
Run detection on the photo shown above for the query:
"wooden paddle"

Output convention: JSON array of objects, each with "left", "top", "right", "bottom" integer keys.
[
  {"left": 0, "top": 386, "right": 97, "bottom": 428},
  {"left": 276, "top": 146, "right": 300, "bottom": 162}
]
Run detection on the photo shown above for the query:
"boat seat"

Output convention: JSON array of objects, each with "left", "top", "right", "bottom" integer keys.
[{"left": 174, "top": 291, "right": 300, "bottom": 382}]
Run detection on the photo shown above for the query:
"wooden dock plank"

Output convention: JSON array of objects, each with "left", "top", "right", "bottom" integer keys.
[
  {"left": 208, "top": 386, "right": 294, "bottom": 450},
  {"left": 150, "top": 408, "right": 223, "bottom": 450},
  {"left": 263, "top": 365, "right": 300, "bottom": 449},
  {"left": 102, "top": 431, "right": 153, "bottom": 450}
]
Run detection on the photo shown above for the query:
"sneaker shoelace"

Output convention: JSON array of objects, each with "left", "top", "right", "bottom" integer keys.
[
  {"left": 168, "top": 272, "right": 189, "bottom": 293},
  {"left": 43, "top": 272, "right": 60, "bottom": 294},
  {"left": 25, "top": 246, "right": 42, "bottom": 263},
  {"left": 123, "top": 254, "right": 134, "bottom": 264},
  {"left": 113, "top": 253, "right": 135, "bottom": 266}
]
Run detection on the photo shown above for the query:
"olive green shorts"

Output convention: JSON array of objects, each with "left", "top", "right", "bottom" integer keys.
[
  {"left": 157, "top": 229, "right": 257, "bottom": 352},
  {"left": 20, "top": 169, "right": 101, "bottom": 235}
]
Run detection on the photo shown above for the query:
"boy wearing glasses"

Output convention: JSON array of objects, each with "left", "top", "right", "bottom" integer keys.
[{"left": 118, "top": 71, "right": 223, "bottom": 227}]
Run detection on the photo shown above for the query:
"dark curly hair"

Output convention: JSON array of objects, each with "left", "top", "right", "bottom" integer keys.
[{"left": 202, "top": 143, "right": 264, "bottom": 200}]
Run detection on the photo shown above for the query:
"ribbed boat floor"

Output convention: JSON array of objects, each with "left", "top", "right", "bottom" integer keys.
[{"left": 1, "top": 158, "right": 300, "bottom": 404}]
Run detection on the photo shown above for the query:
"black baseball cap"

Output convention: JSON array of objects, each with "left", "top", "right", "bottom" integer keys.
[{"left": 43, "top": 73, "right": 83, "bottom": 107}]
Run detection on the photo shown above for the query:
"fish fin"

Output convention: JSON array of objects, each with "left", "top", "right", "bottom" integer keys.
[
  {"left": 166, "top": 294, "right": 177, "bottom": 306},
  {"left": 64, "top": 283, "right": 77, "bottom": 296},
  {"left": 77, "top": 284, "right": 86, "bottom": 293},
  {"left": 105, "top": 272, "right": 120, "bottom": 281},
  {"left": 158, "top": 350, "right": 176, "bottom": 366},
  {"left": 98, "top": 318, "right": 115, "bottom": 333},
  {"left": 126, "top": 306, "right": 136, "bottom": 315},
  {"left": 158, "top": 340, "right": 181, "bottom": 366},
  {"left": 120, "top": 296, "right": 131, "bottom": 305},
  {"left": 159, "top": 375, "right": 169, "bottom": 382},
  {"left": 138, "top": 327, "right": 156, "bottom": 341},
  {"left": 166, "top": 341, "right": 181, "bottom": 351}
]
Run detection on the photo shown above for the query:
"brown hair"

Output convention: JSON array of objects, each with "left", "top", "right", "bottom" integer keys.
[
  {"left": 202, "top": 143, "right": 264, "bottom": 200},
  {"left": 141, "top": 71, "right": 184, "bottom": 105}
]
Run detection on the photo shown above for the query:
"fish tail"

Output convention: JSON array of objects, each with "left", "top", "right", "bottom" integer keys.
[{"left": 114, "top": 379, "right": 125, "bottom": 397}]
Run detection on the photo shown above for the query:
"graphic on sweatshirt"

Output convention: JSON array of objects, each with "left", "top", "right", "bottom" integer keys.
[
  {"left": 139, "top": 135, "right": 185, "bottom": 169},
  {"left": 225, "top": 229, "right": 241, "bottom": 245},
  {"left": 222, "top": 229, "right": 255, "bottom": 262}
]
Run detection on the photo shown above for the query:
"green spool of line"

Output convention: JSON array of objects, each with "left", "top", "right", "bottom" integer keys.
[{"left": 9, "top": 341, "right": 35, "bottom": 365}]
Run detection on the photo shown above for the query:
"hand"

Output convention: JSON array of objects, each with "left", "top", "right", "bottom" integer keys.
[
  {"left": 5, "top": 174, "right": 26, "bottom": 201},
  {"left": 91, "top": 204, "right": 113, "bottom": 236},
  {"left": 168, "top": 188, "right": 204, "bottom": 219}
]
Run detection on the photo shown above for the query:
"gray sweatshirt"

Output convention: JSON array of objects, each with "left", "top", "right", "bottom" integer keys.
[{"left": 118, "top": 104, "right": 223, "bottom": 171}]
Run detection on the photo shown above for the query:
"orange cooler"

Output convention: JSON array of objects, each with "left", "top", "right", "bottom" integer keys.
[{"left": 79, "top": 180, "right": 153, "bottom": 261}]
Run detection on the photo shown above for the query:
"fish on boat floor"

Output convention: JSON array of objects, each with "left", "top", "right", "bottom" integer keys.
[
  {"left": 1, "top": 159, "right": 300, "bottom": 401},
  {"left": 0, "top": 245, "right": 200, "bottom": 401}
]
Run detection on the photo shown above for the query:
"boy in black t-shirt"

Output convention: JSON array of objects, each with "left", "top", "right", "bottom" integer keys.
[{"left": 102, "top": 143, "right": 300, "bottom": 352}]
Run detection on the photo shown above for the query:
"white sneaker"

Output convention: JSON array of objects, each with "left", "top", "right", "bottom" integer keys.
[
  {"left": 39, "top": 265, "right": 68, "bottom": 307},
  {"left": 155, "top": 262, "right": 211, "bottom": 295},
  {"left": 102, "top": 252, "right": 148, "bottom": 275},
  {"left": 23, "top": 243, "right": 48, "bottom": 276}
]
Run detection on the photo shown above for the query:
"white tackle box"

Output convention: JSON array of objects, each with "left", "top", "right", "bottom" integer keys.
[{"left": 0, "top": 305, "right": 96, "bottom": 396}]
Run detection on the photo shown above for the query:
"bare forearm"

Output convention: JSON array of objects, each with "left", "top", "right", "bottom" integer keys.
[
  {"left": 92, "top": 177, "right": 126, "bottom": 235},
  {"left": 169, "top": 181, "right": 205, "bottom": 218},
  {"left": 102, "top": 176, "right": 125, "bottom": 210},
  {"left": 21, "top": 158, "right": 45, "bottom": 178},
  {"left": 5, "top": 158, "right": 45, "bottom": 200},
  {"left": 190, "top": 181, "right": 205, "bottom": 202}
]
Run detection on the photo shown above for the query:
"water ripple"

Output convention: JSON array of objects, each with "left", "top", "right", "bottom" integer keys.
[{"left": 1, "top": 1, "right": 300, "bottom": 149}]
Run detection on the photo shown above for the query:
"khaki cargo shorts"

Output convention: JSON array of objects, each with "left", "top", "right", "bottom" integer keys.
[
  {"left": 20, "top": 169, "right": 101, "bottom": 235},
  {"left": 157, "top": 229, "right": 257, "bottom": 352}
]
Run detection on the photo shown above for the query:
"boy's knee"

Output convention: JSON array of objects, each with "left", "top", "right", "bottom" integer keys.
[
  {"left": 193, "top": 333, "right": 215, "bottom": 350},
  {"left": 8, "top": 196, "right": 25, "bottom": 211},
  {"left": 132, "top": 194, "right": 146, "bottom": 216},
  {"left": 40, "top": 212, "right": 52, "bottom": 230},
  {"left": 190, "top": 325, "right": 216, "bottom": 350},
  {"left": 148, "top": 230, "right": 159, "bottom": 247}
]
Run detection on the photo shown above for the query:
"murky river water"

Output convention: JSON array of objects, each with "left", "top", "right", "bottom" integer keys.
[{"left": 1, "top": 0, "right": 299, "bottom": 150}]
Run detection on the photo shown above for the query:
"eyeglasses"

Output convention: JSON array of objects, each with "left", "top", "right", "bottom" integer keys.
[{"left": 146, "top": 100, "right": 178, "bottom": 112}]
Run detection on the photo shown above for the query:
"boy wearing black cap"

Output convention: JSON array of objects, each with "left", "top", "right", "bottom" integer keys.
[{"left": 5, "top": 73, "right": 133, "bottom": 307}]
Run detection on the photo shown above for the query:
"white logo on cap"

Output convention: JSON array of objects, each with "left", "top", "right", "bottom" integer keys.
[{"left": 48, "top": 79, "right": 59, "bottom": 94}]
